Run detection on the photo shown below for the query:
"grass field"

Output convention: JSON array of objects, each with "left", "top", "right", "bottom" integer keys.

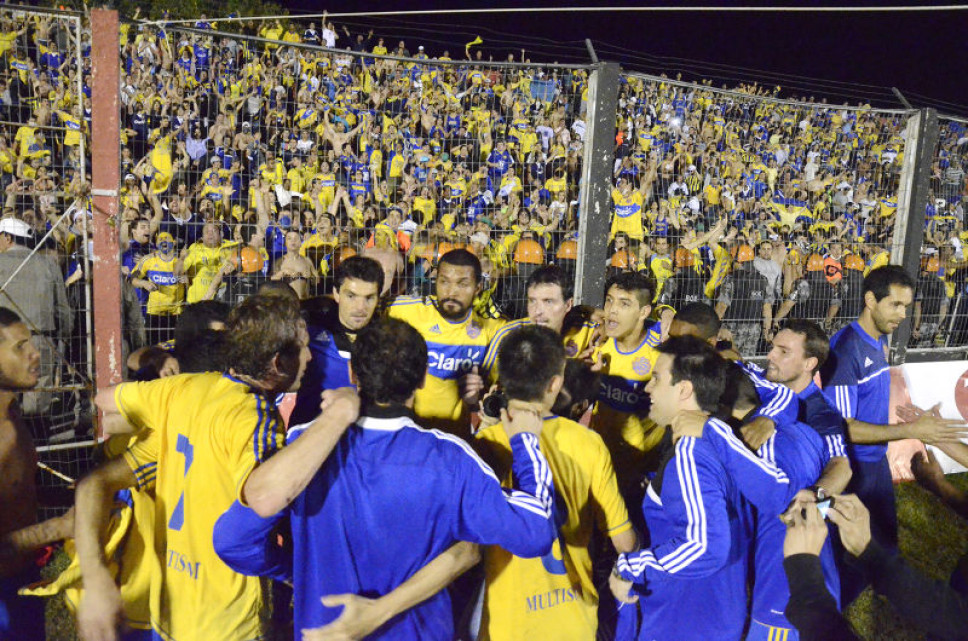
[{"left": 40, "top": 474, "right": 968, "bottom": 640}]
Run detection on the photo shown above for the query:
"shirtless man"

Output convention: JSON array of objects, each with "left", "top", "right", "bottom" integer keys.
[
  {"left": 0, "top": 307, "right": 67, "bottom": 640},
  {"left": 272, "top": 230, "right": 318, "bottom": 299}
]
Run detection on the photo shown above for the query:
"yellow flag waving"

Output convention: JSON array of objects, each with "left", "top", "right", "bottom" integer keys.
[{"left": 465, "top": 36, "right": 483, "bottom": 56}]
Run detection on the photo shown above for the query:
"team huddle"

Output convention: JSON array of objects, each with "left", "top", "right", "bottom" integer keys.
[{"left": 2, "top": 249, "right": 967, "bottom": 641}]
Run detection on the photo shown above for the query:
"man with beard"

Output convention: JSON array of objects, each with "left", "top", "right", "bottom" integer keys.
[
  {"left": 820, "top": 265, "right": 968, "bottom": 604},
  {"left": 772, "top": 254, "right": 840, "bottom": 332},
  {"left": 0, "top": 308, "right": 49, "bottom": 640},
  {"left": 389, "top": 249, "right": 506, "bottom": 438},
  {"left": 290, "top": 256, "right": 384, "bottom": 425}
]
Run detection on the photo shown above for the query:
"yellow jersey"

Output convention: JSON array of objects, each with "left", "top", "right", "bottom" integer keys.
[
  {"left": 388, "top": 296, "right": 506, "bottom": 438},
  {"left": 134, "top": 254, "right": 184, "bottom": 316},
  {"left": 482, "top": 319, "right": 599, "bottom": 382},
  {"left": 589, "top": 324, "right": 664, "bottom": 491},
  {"left": 610, "top": 188, "right": 645, "bottom": 241},
  {"left": 705, "top": 244, "right": 731, "bottom": 299},
  {"left": 116, "top": 372, "right": 285, "bottom": 641},
  {"left": 477, "top": 416, "right": 630, "bottom": 641},
  {"left": 182, "top": 243, "right": 230, "bottom": 304}
]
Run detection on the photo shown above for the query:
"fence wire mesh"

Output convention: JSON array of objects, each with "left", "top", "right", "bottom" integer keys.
[
  {"left": 117, "top": 23, "right": 590, "bottom": 342},
  {"left": 915, "top": 115, "right": 968, "bottom": 350},
  {"left": 0, "top": 5, "right": 94, "bottom": 520},
  {"left": 618, "top": 73, "right": 912, "bottom": 356}
]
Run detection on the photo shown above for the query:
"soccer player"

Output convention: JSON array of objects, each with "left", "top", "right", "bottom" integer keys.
[
  {"left": 290, "top": 256, "right": 384, "bottom": 425},
  {"left": 727, "top": 365, "right": 838, "bottom": 641},
  {"left": 820, "top": 265, "right": 967, "bottom": 602},
  {"left": 588, "top": 271, "right": 663, "bottom": 506},
  {"left": 481, "top": 265, "right": 598, "bottom": 380},
  {"left": 476, "top": 326, "right": 635, "bottom": 640},
  {"left": 0, "top": 308, "right": 48, "bottom": 640},
  {"left": 609, "top": 337, "right": 784, "bottom": 641},
  {"left": 213, "top": 318, "right": 557, "bottom": 639},
  {"left": 73, "top": 295, "right": 340, "bottom": 641},
  {"left": 388, "top": 249, "right": 506, "bottom": 438},
  {"left": 669, "top": 302, "right": 799, "bottom": 450},
  {"left": 766, "top": 319, "right": 852, "bottom": 500}
]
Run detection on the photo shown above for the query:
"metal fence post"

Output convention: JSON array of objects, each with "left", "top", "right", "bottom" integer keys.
[
  {"left": 890, "top": 108, "right": 939, "bottom": 364},
  {"left": 574, "top": 62, "right": 620, "bottom": 308}
]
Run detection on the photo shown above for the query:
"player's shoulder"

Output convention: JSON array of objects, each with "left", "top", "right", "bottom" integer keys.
[
  {"left": 490, "top": 317, "right": 529, "bottom": 340},
  {"left": 546, "top": 415, "right": 607, "bottom": 452},
  {"left": 397, "top": 416, "right": 499, "bottom": 474},
  {"left": 388, "top": 295, "right": 432, "bottom": 320}
]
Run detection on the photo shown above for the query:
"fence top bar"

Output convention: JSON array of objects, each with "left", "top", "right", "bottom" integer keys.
[
  {"left": 0, "top": 3, "right": 82, "bottom": 18},
  {"left": 624, "top": 70, "right": 916, "bottom": 116},
  {"left": 138, "top": 22, "right": 596, "bottom": 72},
  {"left": 939, "top": 114, "right": 968, "bottom": 125},
  {"left": 150, "top": 4, "right": 968, "bottom": 26}
]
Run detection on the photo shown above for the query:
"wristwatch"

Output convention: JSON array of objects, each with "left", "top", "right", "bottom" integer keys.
[{"left": 809, "top": 485, "right": 827, "bottom": 501}]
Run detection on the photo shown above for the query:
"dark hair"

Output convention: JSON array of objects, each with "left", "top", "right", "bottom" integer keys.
[
  {"left": 438, "top": 248, "right": 482, "bottom": 283},
  {"left": 862, "top": 265, "right": 914, "bottom": 302},
  {"left": 673, "top": 302, "right": 722, "bottom": 340},
  {"left": 239, "top": 223, "right": 259, "bottom": 245},
  {"left": 174, "top": 301, "right": 230, "bottom": 349},
  {"left": 498, "top": 325, "right": 565, "bottom": 403},
  {"left": 0, "top": 307, "right": 22, "bottom": 329},
  {"left": 720, "top": 362, "right": 760, "bottom": 417},
  {"left": 175, "top": 329, "right": 226, "bottom": 374},
  {"left": 257, "top": 280, "right": 300, "bottom": 300},
  {"left": 551, "top": 359, "right": 601, "bottom": 417},
  {"left": 526, "top": 265, "right": 573, "bottom": 301},
  {"left": 224, "top": 294, "right": 304, "bottom": 379},
  {"left": 334, "top": 256, "right": 385, "bottom": 293},
  {"left": 351, "top": 318, "right": 427, "bottom": 405},
  {"left": 604, "top": 270, "right": 655, "bottom": 308},
  {"left": 656, "top": 336, "right": 728, "bottom": 413},
  {"left": 780, "top": 318, "right": 829, "bottom": 373}
]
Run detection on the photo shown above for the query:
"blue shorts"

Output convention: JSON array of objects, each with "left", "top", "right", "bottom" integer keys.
[{"left": 746, "top": 619, "right": 798, "bottom": 641}]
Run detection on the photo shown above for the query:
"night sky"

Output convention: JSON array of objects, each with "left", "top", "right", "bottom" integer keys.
[{"left": 283, "top": 1, "right": 968, "bottom": 116}]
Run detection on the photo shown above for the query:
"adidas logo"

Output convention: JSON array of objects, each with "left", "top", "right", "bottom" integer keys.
[
  {"left": 429, "top": 324, "right": 442, "bottom": 334},
  {"left": 864, "top": 356, "right": 873, "bottom": 368}
]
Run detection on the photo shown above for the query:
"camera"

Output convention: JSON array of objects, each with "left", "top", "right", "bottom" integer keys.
[{"left": 481, "top": 390, "right": 507, "bottom": 419}]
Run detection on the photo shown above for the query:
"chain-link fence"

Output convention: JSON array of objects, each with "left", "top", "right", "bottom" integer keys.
[
  {"left": 0, "top": 4, "right": 94, "bottom": 518},
  {"left": 115, "top": 23, "right": 591, "bottom": 342},
  {"left": 910, "top": 115, "right": 968, "bottom": 350},
  {"left": 616, "top": 72, "right": 913, "bottom": 356}
]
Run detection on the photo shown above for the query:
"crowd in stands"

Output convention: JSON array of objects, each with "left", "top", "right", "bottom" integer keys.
[
  {"left": 1, "top": 9, "right": 968, "bottom": 641},
  {"left": 0, "top": 7, "right": 966, "bottom": 360}
]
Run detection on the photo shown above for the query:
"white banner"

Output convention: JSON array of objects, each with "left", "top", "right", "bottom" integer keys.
[{"left": 889, "top": 361, "right": 968, "bottom": 478}]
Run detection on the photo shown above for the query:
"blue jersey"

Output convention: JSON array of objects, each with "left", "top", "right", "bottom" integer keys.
[
  {"left": 740, "top": 361, "right": 799, "bottom": 427},
  {"left": 704, "top": 416, "right": 792, "bottom": 517},
  {"left": 214, "top": 409, "right": 556, "bottom": 640},
  {"left": 751, "top": 419, "right": 840, "bottom": 629},
  {"left": 798, "top": 381, "right": 849, "bottom": 462},
  {"left": 290, "top": 328, "right": 353, "bottom": 426},
  {"left": 615, "top": 422, "right": 753, "bottom": 641},
  {"left": 821, "top": 321, "right": 890, "bottom": 462}
]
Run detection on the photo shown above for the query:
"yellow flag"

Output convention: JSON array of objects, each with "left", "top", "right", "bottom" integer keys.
[{"left": 465, "top": 36, "right": 483, "bottom": 55}]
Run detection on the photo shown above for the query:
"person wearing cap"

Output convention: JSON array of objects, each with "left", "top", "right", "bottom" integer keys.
[
  {"left": 715, "top": 244, "right": 774, "bottom": 357},
  {"left": 658, "top": 246, "right": 708, "bottom": 312},
  {"left": 0, "top": 216, "right": 71, "bottom": 417},
  {"left": 132, "top": 232, "right": 185, "bottom": 340},
  {"left": 772, "top": 253, "right": 841, "bottom": 333},
  {"left": 911, "top": 254, "right": 947, "bottom": 348}
]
